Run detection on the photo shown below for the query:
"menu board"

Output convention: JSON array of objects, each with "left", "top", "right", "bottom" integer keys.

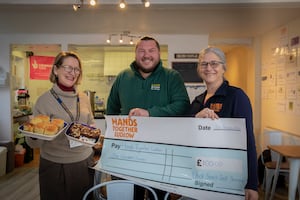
[
  {"left": 95, "top": 116, "right": 247, "bottom": 200},
  {"left": 172, "top": 62, "right": 203, "bottom": 83}
]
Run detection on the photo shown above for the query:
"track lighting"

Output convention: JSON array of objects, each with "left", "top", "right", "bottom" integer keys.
[
  {"left": 106, "top": 31, "right": 141, "bottom": 45},
  {"left": 119, "top": 0, "right": 126, "bottom": 9},
  {"left": 72, "top": 0, "right": 96, "bottom": 11},
  {"left": 73, "top": 0, "right": 150, "bottom": 11}
]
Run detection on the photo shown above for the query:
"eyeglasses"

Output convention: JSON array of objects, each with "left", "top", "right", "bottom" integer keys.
[
  {"left": 198, "top": 61, "right": 223, "bottom": 69},
  {"left": 61, "top": 65, "right": 81, "bottom": 74}
]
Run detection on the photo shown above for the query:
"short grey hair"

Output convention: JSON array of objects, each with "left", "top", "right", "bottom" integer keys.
[{"left": 198, "top": 47, "right": 227, "bottom": 71}]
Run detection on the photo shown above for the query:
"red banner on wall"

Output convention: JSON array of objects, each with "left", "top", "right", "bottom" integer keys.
[{"left": 29, "top": 56, "right": 55, "bottom": 80}]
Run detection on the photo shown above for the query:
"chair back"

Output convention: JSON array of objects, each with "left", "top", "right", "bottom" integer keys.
[
  {"left": 106, "top": 181, "right": 133, "bottom": 200},
  {"left": 263, "top": 128, "right": 283, "bottom": 162},
  {"left": 83, "top": 180, "right": 158, "bottom": 200}
]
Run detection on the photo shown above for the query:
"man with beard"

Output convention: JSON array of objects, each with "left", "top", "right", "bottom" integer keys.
[
  {"left": 106, "top": 36, "right": 190, "bottom": 199},
  {"left": 106, "top": 36, "right": 190, "bottom": 117}
]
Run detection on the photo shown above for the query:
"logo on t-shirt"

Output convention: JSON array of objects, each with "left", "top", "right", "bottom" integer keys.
[
  {"left": 151, "top": 84, "right": 160, "bottom": 91},
  {"left": 210, "top": 103, "right": 222, "bottom": 113}
]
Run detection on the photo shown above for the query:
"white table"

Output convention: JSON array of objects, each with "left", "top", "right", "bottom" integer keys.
[{"left": 268, "top": 145, "right": 300, "bottom": 200}]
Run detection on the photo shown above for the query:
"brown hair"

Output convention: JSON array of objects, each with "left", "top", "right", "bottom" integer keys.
[
  {"left": 135, "top": 36, "right": 160, "bottom": 51},
  {"left": 49, "top": 51, "right": 82, "bottom": 85}
]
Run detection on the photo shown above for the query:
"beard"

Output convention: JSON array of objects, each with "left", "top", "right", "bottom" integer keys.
[{"left": 134, "top": 60, "right": 159, "bottom": 74}]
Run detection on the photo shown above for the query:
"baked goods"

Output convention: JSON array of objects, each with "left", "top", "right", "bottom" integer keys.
[
  {"left": 22, "top": 115, "right": 65, "bottom": 136},
  {"left": 30, "top": 116, "right": 44, "bottom": 125},
  {"left": 82, "top": 128, "right": 101, "bottom": 139},
  {"left": 30, "top": 114, "right": 50, "bottom": 124},
  {"left": 37, "top": 115, "right": 50, "bottom": 122},
  {"left": 68, "top": 123, "right": 81, "bottom": 138},
  {"left": 33, "top": 122, "right": 46, "bottom": 134},
  {"left": 44, "top": 123, "right": 59, "bottom": 135},
  {"left": 23, "top": 122, "right": 34, "bottom": 132},
  {"left": 51, "top": 118, "right": 65, "bottom": 129},
  {"left": 68, "top": 123, "right": 101, "bottom": 139}
]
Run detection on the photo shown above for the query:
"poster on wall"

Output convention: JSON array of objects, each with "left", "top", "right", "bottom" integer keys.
[{"left": 29, "top": 56, "right": 54, "bottom": 80}]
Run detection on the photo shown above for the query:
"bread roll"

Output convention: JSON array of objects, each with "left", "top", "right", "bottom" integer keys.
[
  {"left": 33, "top": 122, "right": 46, "bottom": 134},
  {"left": 30, "top": 117, "right": 44, "bottom": 125},
  {"left": 31, "top": 115, "right": 50, "bottom": 125},
  {"left": 23, "top": 122, "right": 34, "bottom": 132},
  {"left": 22, "top": 115, "right": 63, "bottom": 136},
  {"left": 51, "top": 118, "right": 64, "bottom": 129},
  {"left": 36, "top": 115, "right": 50, "bottom": 122},
  {"left": 44, "top": 123, "right": 59, "bottom": 135}
]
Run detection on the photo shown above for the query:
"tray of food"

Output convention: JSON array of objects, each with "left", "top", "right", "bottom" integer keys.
[
  {"left": 65, "top": 122, "right": 101, "bottom": 147},
  {"left": 18, "top": 115, "right": 68, "bottom": 140}
]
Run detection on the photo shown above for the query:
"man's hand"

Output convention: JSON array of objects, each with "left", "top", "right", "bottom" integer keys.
[{"left": 129, "top": 108, "right": 149, "bottom": 117}]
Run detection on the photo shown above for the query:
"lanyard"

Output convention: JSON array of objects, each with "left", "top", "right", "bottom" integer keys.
[{"left": 50, "top": 88, "right": 80, "bottom": 122}]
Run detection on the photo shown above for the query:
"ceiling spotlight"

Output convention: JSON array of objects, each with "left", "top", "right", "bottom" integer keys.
[
  {"left": 130, "top": 37, "right": 134, "bottom": 45},
  {"left": 142, "top": 0, "right": 150, "bottom": 8},
  {"left": 73, "top": 4, "right": 79, "bottom": 11},
  {"left": 119, "top": 0, "right": 126, "bottom": 9},
  {"left": 90, "top": 0, "right": 96, "bottom": 6},
  {"left": 119, "top": 35, "right": 123, "bottom": 43},
  {"left": 73, "top": 0, "right": 83, "bottom": 11},
  {"left": 106, "top": 35, "right": 111, "bottom": 43}
]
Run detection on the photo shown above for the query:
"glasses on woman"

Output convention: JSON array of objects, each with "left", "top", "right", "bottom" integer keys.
[
  {"left": 61, "top": 65, "right": 81, "bottom": 74},
  {"left": 199, "top": 60, "right": 223, "bottom": 69}
]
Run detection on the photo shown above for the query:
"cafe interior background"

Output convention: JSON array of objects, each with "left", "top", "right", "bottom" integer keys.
[{"left": 0, "top": 0, "right": 300, "bottom": 175}]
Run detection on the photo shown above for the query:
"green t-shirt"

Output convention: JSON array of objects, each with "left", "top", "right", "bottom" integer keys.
[{"left": 107, "top": 61, "right": 190, "bottom": 117}]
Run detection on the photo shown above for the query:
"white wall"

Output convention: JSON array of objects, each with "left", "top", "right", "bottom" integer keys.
[
  {"left": 261, "top": 17, "right": 300, "bottom": 137},
  {"left": 0, "top": 33, "right": 208, "bottom": 142}
]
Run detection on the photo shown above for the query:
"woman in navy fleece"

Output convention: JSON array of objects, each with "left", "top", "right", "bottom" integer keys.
[{"left": 189, "top": 47, "right": 258, "bottom": 200}]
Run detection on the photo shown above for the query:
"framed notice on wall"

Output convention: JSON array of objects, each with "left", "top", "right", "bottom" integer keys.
[{"left": 172, "top": 62, "right": 203, "bottom": 83}]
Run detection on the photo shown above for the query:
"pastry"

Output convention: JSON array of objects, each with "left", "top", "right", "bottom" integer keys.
[
  {"left": 30, "top": 115, "right": 50, "bottom": 125},
  {"left": 44, "top": 123, "right": 59, "bottom": 135},
  {"left": 51, "top": 118, "right": 65, "bottom": 129},
  {"left": 37, "top": 115, "right": 50, "bottom": 122},
  {"left": 81, "top": 128, "right": 101, "bottom": 139},
  {"left": 20, "top": 115, "right": 65, "bottom": 137},
  {"left": 69, "top": 123, "right": 101, "bottom": 139},
  {"left": 69, "top": 123, "right": 81, "bottom": 138},
  {"left": 33, "top": 122, "right": 46, "bottom": 134},
  {"left": 30, "top": 116, "right": 44, "bottom": 125},
  {"left": 23, "top": 122, "right": 34, "bottom": 132}
]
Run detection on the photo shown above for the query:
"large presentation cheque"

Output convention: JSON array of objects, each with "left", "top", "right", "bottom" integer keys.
[{"left": 95, "top": 116, "right": 248, "bottom": 200}]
